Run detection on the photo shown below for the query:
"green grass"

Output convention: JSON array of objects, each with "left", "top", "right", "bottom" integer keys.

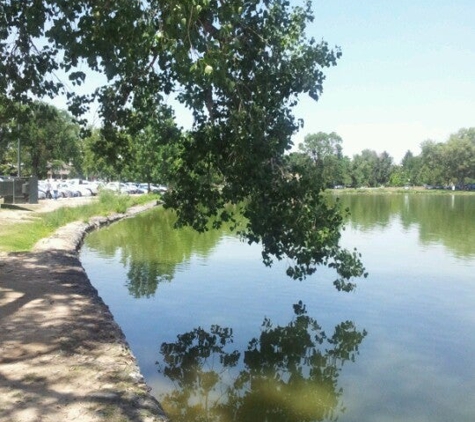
[
  {"left": 329, "top": 186, "right": 475, "bottom": 195},
  {"left": 0, "top": 223, "right": 51, "bottom": 252},
  {"left": 0, "top": 192, "right": 159, "bottom": 253}
]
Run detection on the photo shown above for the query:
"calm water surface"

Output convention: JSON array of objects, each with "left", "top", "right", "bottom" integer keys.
[{"left": 80, "top": 194, "right": 475, "bottom": 422}]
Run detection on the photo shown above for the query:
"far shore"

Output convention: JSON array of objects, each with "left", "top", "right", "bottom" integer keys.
[{"left": 329, "top": 186, "right": 475, "bottom": 194}]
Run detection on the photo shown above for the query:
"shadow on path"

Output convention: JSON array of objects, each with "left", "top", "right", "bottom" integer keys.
[{"left": 0, "top": 202, "right": 168, "bottom": 421}]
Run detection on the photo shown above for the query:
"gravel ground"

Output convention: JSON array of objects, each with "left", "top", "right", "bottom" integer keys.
[
  {"left": 0, "top": 196, "right": 97, "bottom": 222},
  {"left": 0, "top": 198, "right": 169, "bottom": 422}
]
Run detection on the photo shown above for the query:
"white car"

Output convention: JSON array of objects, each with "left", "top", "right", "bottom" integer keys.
[
  {"left": 56, "top": 182, "right": 81, "bottom": 198},
  {"left": 138, "top": 183, "right": 168, "bottom": 194},
  {"left": 67, "top": 180, "right": 99, "bottom": 196},
  {"left": 102, "top": 182, "right": 133, "bottom": 194},
  {"left": 74, "top": 185, "right": 94, "bottom": 197}
]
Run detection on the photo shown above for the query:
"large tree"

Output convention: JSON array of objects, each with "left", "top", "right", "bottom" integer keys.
[
  {"left": 400, "top": 150, "right": 421, "bottom": 186},
  {"left": 298, "top": 131, "right": 348, "bottom": 188},
  {"left": 349, "top": 149, "right": 394, "bottom": 187},
  {"left": 0, "top": 100, "right": 81, "bottom": 178},
  {"left": 349, "top": 149, "right": 378, "bottom": 187},
  {"left": 128, "top": 106, "right": 182, "bottom": 187},
  {"left": 443, "top": 128, "right": 475, "bottom": 186},
  {"left": 0, "top": 0, "right": 366, "bottom": 288},
  {"left": 418, "top": 140, "right": 446, "bottom": 186},
  {"left": 375, "top": 151, "right": 394, "bottom": 186}
]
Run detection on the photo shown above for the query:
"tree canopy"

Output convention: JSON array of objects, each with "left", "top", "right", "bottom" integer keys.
[
  {"left": 0, "top": 100, "right": 81, "bottom": 178},
  {"left": 0, "top": 0, "right": 367, "bottom": 289},
  {"left": 298, "top": 131, "right": 348, "bottom": 188}
]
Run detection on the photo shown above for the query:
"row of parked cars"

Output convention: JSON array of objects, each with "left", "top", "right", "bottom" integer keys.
[{"left": 38, "top": 179, "right": 168, "bottom": 199}]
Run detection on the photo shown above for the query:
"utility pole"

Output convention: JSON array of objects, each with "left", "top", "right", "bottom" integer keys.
[{"left": 17, "top": 124, "right": 21, "bottom": 178}]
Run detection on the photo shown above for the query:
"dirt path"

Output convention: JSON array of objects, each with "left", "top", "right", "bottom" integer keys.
[{"left": 0, "top": 199, "right": 169, "bottom": 421}]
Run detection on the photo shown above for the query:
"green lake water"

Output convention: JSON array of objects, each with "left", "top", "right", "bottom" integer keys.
[{"left": 80, "top": 193, "right": 475, "bottom": 422}]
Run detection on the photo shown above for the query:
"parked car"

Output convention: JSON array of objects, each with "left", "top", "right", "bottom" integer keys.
[
  {"left": 124, "top": 182, "right": 144, "bottom": 194},
  {"left": 73, "top": 185, "right": 94, "bottom": 197},
  {"left": 102, "top": 182, "right": 136, "bottom": 194},
  {"left": 67, "top": 179, "right": 98, "bottom": 196},
  {"left": 58, "top": 183, "right": 78, "bottom": 198},
  {"left": 137, "top": 183, "right": 168, "bottom": 194},
  {"left": 37, "top": 189, "right": 46, "bottom": 200},
  {"left": 82, "top": 182, "right": 100, "bottom": 195},
  {"left": 132, "top": 184, "right": 147, "bottom": 194}
]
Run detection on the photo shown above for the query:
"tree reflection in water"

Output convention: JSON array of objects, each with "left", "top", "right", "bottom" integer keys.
[
  {"left": 157, "top": 302, "right": 366, "bottom": 422},
  {"left": 126, "top": 261, "right": 174, "bottom": 298}
]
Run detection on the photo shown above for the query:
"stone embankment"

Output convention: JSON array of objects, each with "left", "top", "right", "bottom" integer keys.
[{"left": 0, "top": 201, "right": 169, "bottom": 422}]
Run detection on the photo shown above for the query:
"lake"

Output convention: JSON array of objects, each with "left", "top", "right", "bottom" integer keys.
[{"left": 80, "top": 193, "right": 475, "bottom": 422}]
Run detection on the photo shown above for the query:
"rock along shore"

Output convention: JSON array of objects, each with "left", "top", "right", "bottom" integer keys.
[{"left": 0, "top": 201, "right": 169, "bottom": 422}]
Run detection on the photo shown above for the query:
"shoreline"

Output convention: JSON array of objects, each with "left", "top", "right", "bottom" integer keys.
[{"left": 0, "top": 201, "right": 169, "bottom": 421}]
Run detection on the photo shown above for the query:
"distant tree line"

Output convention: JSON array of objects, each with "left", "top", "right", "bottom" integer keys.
[
  {"left": 2, "top": 100, "right": 474, "bottom": 191},
  {"left": 294, "top": 129, "right": 475, "bottom": 189}
]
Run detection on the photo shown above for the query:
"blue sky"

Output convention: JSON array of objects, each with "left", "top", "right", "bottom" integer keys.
[{"left": 291, "top": 0, "right": 475, "bottom": 163}]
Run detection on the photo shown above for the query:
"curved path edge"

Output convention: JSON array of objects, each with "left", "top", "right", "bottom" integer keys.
[{"left": 0, "top": 201, "right": 169, "bottom": 422}]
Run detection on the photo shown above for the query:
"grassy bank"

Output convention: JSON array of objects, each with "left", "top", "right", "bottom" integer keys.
[
  {"left": 329, "top": 186, "right": 475, "bottom": 195},
  {"left": 0, "top": 191, "right": 160, "bottom": 253}
]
